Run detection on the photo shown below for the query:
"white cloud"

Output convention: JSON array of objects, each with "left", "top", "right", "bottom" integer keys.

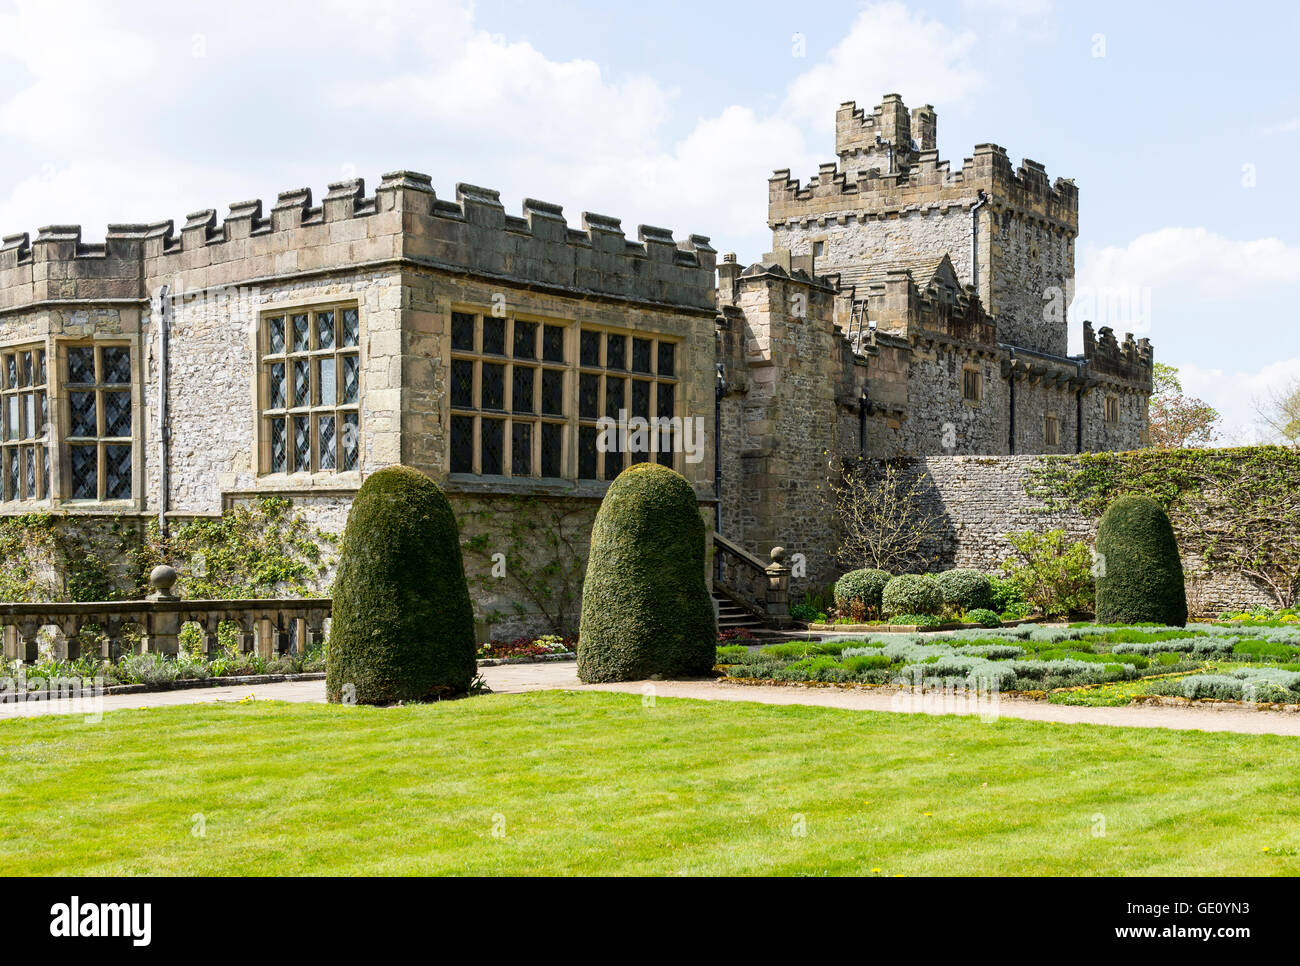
[
  {"left": 784, "top": 1, "right": 984, "bottom": 125},
  {"left": 1179, "top": 358, "right": 1300, "bottom": 445},
  {"left": 1261, "top": 117, "right": 1300, "bottom": 135}
]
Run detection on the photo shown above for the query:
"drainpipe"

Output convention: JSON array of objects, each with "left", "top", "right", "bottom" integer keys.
[
  {"left": 970, "top": 190, "right": 989, "bottom": 294},
  {"left": 157, "top": 285, "right": 171, "bottom": 542},
  {"left": 714, "top": 362, "right": 727, "bottom": 532},
  {"left": 1007, "top": 346, "right": 1017, "bottom": 455},
  {"left": 1075, "top": 358, "right": 1086, "bottom": 453}
]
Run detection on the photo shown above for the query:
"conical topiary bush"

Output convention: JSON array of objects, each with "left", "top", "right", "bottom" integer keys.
[
  {"left": 1094, "top": 494, "right": 1187, "bottom": 626},
  {"left": 326, "top": 466, "right": 476, "bottom": 703},
  {"left": 577, "top": 462, "right": 716, "bottom": 682}
]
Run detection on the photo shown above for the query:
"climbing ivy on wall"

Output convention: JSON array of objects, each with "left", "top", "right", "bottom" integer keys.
[
  {"left": 1026, "top": 446, "right": 1300, "bottom": 608},
  {"left": 458, "top": 495, "right": 593, "bottom": 636},
  {"left": 0, "top": 498, "right": 335, "bottom": 604}
]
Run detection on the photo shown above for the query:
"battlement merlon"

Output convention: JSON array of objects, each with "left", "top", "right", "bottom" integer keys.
[
  {"left": 769, "top": 144, "right": 1078, "bottom": 235},
  {"left": 835, "top": 95, "right": 937, "bottom": 167},
  {"left": 1082, "top": 320, "right": 1154, "bottom": 390},
  {"left": 0, "top": 171, "right": 717, "bottom": 314}
]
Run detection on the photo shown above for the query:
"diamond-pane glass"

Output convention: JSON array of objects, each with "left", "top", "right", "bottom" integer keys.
[
  {"left": 342, "top": 355, "right": 359, "bottom": 404},
  {"left": 543, "top": 325, "right": 564, "bottom": 363},
  {"left": 606, "top": 335, "right": 626, "bottom": 370},
  {"left": 482, "top": 317, "right": 506, "bottom": 356},
  {"left": 4, "top": 397, "right": 14, "bottom": 441},
  {"left": 316, "top": 311, "right": 335, "bottom": 350},
  {"left": 632, "top": 338, "right": 652, "bottom": 373},
  {"left": 4, "top": 355, "right": 15, "bottom": 389},
  {"left": 580, "top": 330, "right": 600, "bottom": 367},
  {"left": 269, "top": 363, "right": 286, "bottom": 409},
  {"left": 631, "top": 380, "right": 651, "bottom": 419},
  {"left": 603, "top": 442, "right": 623, "bottom": 481},
  {"left": 104, "top": 391, "right": 130, "bottom": 437},
  {"left": 579, "top": 373, "right": 599, "bottom": 419},
  {"left": 657, "top": 381, "right": 675, "bottom": 418},
  {"left": 318, "top": 358, "right": 336, "bottom": 406},
  {"left": 21, "top": 352, "right": 32, "bottom": 387},
  {"left": 342, "top": 413, "right": 359, "bottom": 471},
  {"left": 481, "top": 363, "right": 504, "bottom": 410},
  {"left": 40, "top": 446, "right": 48, "bottom": 499},
  {"left": 318, "top": 415, "right": 336, "bottom": 470},
  {"left": 511, "top": 422, "right": 532, "bottom": 477},
  {"left": 70, "top": 445, "right": 96, "bottom": 499},
  {"left": 605, "top": 376, "right": 624, "bottom": 419},
  {"left": 578, "top": 426, "right": 597, "bottom": 480},
  {"left": 512, "top": 366, "right": 534, "bottom": 414},
  {"left": 268, "top": 317, "right": 286, "bottom": 353},
  {"left": 37, "top": 351, "right": 45, "bottom": 386},
  {"left": 23, "top": 447, "right": 35, "bottom": 498},
  {"left": 657, "top": 342, "right": 675, "bottom": 377},
  {"left": 342, "top": 308, "right": 359, "bottom": 347},
  {"left": 292, "top": 315, "right": 310, "bottom": 352},
  {"left": 513, "top": 320, "right": 537, "bottom": 359},
  {"left": 541, "top": 369, "right": 563, "bottom": 415},
  {"left": 105, "top": 445, "right": 130, "bottom": 499},
  {"left": 6, "top": 449, "right": 16, "bottom": 500},
  {"left": 70, "top": 392, "right": 96, "bottom": 437},
  {"left": 67, "top": 347, "right": 94, "bottom": 384},
  {"left": 39, "top": 393, "right": 47, "bottom": 436},
  {"left": 451, "top": 360, "right": 474, "bottom": 409},
  {"left": 541, "top": 423, "right": 562, "bottom": 478},
  {"left": 450, "top": 415, "right": 474, "bottom": 473},
  {"left": 293, "top": 417, "right": 310, "bottom": 471},
  {"left": 293, "top": 360, "right": 310, "bottom": 407},
  {"left": 101, "top": 346, "right": 130, "bottom": 385},
  {"left": 270, "top": 418, "right": 286, "bottom": 473},
  {"left": 480, "top": 419, "right": 503, "bottom": 475},
  {"left": 451, "top": 312, "right": 475, "bottom": 351}
]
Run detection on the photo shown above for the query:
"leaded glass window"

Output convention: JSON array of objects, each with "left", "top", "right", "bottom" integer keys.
[
  {"left": 448, "top": 311, "right": 567, "bottom": 479},
  {"left": 577, "top": 327, "right": 679, "bottom": 478},
  {"left": 62, "top": 343, "right": 132, "bottom": 501},
  {"left": 261, "top": 303, "right": 361, "bottom": 475}
]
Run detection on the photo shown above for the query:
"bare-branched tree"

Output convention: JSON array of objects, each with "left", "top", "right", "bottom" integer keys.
[{"left": 831, "top": 459, "right": 942, "bottom": 573}]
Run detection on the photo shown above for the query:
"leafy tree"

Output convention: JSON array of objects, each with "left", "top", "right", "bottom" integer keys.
[
  {"left": 999, "top": 529, "right": 1095, "bottom": 619},
  {"left": 1148, "top": 363, "right": 1220, "bottom": 448},
  {"left": 1255, "top": 378, "right": 1300, "bottom": 446}
]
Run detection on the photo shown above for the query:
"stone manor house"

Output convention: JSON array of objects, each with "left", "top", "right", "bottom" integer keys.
[{"left": 0, "top": 94, "right": 1153, "bottom": 633}]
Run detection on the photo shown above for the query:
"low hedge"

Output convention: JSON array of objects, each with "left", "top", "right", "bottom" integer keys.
[
  {"left": 881, "top": 574, "right": 943, "bottom": 617},
  {"left": 834, "top": 568, "right": 891, "bottom": 615},
  {"left": 933, "top": 569, "right": 995, "bottom": 612}
]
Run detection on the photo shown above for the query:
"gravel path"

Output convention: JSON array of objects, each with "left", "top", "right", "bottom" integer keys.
[{"left": 5, "top": 661, "right": 1300, "bottom": 737}]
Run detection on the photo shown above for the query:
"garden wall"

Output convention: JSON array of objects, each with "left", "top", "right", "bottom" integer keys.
[{"left": 906, "top": 454, "right": 1277, "bottom": 613}]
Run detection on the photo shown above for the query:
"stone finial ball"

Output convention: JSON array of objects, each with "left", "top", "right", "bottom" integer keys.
[
  {"left": 770, "top": 547, "right": 786, "bottom": 563},
  {"left": 150, "top": 564, "right": 178, "bottom": 593}
]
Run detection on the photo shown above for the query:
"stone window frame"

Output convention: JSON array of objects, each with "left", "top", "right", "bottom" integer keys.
[
  {"left": 961, "top": 365, "right": 982, "bottom": 405},
  {"left": 446, "top": 307, "right": 680, "bottom": 481},
  {"left": 257, "top": 301, "right": 362, "bottom": 478},
  {"left": 1103, "top": 394, "right": 1120, "bottom": 425},
  {"left": 57, "top": 340, "right": 138, "bottom": 503},
  {"left": 1044, "top": 412, "right": 1060, "bottom": 448},
  {"left": 810, "top": 235, "right": 828, "bottom": 260},
  {"left": 0, "top": 343, "right": 51, "bottom": 504}
]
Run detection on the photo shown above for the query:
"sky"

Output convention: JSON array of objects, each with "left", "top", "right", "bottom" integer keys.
[{"left": 0, "top": 0, "right": 1295, "bottom": 441}]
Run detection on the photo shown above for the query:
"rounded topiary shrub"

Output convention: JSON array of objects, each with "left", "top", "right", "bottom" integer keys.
[
  {"left": 881, "top": 574, "right": 943, "bottom": 618},
  {"left": 1094, "top": 495, "right": 1188, "bottom": 627},
  {"left": 326, "top": 466, "right": 476, "bottom": 704},
  {"left": 834, "top": 568, "right": 891, "bottom": 615},
  {"left": 578, "top": 463, "right": 716, "bottom": 682},
  {"left": 933, "top": 568, "right": 994, "bottom": 612}
]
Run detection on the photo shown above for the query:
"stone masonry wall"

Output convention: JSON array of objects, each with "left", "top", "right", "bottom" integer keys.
[{"left": 903, "top": 455, "right": 1273, "bottom": 613}]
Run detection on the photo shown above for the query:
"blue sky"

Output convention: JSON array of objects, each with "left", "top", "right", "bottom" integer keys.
[{"left": 0, "top": 0, "right": 1296, "bottom": 440}]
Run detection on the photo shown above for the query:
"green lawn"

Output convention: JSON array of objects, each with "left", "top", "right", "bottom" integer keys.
[{"left": 2, "top": 691, "right": 1299, "bottom": 875}]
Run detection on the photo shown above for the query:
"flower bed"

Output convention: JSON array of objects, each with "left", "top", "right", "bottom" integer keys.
[
  {"left": 715, "top": 623, "right": 1300, "bottom": 706},
  {"left": 475, "top": 635, "right": 576, "bottom": 661}
]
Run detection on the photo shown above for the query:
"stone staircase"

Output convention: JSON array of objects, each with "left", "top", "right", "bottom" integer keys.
[{"left": 712, "top": 589, "right": 798, "bottom": 641}]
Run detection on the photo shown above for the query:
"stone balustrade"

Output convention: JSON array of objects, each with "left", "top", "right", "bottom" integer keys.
[
  {"left": 0, "top": 565, "right": 331, "bottom": 664},
  {"left": 713, "top": 534, "right": 792, "bottom": 628}
]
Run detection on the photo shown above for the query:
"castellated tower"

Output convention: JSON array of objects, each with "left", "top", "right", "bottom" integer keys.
[{"left": 769, "top": 93, "right": 1079, "bottom": 356}]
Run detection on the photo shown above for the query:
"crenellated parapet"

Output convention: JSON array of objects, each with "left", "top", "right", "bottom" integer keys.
[
  {"left": 1083, "top": 321, "right": 1154, "bottom": 390},
  {"left": 0, "top": 171, "right": 717, "bottom": 313}
]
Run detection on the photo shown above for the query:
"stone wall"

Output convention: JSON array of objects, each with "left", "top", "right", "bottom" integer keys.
[{"left": 902, "top": 454, "right": 1273, "bottom": 613}]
